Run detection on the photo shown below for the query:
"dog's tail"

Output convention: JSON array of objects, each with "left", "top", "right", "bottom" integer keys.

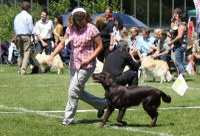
[{"left": 159, "top": 90, "right": 171, "bottom": 103}]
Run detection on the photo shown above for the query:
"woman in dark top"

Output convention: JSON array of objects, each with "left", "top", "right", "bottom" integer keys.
[
  {"left": 96, "top": 16, "right": 113, "bottom": 62},
  {"left": 168, "top": 11, "right": 188, "bottom": 75}
]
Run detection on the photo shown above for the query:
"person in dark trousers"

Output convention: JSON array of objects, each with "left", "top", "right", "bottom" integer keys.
[
  {"left": 103, "top": 39, "right": 141, "bottom": 86},
  {"left": 35, "top": 9, "right": 54, "bottom": 55}
]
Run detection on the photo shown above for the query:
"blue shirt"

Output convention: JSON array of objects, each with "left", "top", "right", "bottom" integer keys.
[
  {"left": 137, "top": 36, "right": 155, "bottom": 56},
  {"left": 14, "top": 10, "right": 34, "bottom": 35}
]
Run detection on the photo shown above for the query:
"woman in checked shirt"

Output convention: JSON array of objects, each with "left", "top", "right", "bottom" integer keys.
[{"left": 48, "top": 8, "right": 107, "bottom": 126}]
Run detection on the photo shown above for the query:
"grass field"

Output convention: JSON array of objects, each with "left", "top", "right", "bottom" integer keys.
[{"left": 0, "top": 65, "right": 200, "bottom": 136}]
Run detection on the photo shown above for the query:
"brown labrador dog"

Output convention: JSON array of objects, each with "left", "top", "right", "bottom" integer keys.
[{"left": 92, "top": 71, "right": 171, "bottom": 128}]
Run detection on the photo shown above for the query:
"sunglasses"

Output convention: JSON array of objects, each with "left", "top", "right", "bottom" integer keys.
[{"left": 75, "top": 19, "right": 86, "bottom": 23}]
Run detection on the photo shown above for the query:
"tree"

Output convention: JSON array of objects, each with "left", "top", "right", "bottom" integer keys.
[
  {"left": 0, "top": 4, "right": 19, "bottom": 41},
  {"left": 0, "top": 0, "right": 70, "bottom": 41},
  {"left": 81, "top": 0, "right": 123, "bottom": 14},
  {"left": 49, "top": 0, "right": 71, "bottom": 19}
]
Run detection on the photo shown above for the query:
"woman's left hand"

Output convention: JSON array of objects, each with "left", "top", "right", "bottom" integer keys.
[{"left": 80, "top": 58, "right": 91, "bottom": 67}]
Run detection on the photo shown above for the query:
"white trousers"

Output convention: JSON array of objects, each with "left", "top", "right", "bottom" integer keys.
[{"left": 62, "top": 66, "right": 107, "bottom": 125}]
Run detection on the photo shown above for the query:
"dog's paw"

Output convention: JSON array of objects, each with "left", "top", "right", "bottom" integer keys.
[
  {"left": 118, "top": 121, "right": 127, "bottom": 126},
  {"left": 122, "top": 121, "right": 127, "bottom": 126},
  {"left": 149, "top": 123, "right": 155, "bottom": 127},
  {"left": 99, "top": 122, "right": 105, "bottom": 128}
]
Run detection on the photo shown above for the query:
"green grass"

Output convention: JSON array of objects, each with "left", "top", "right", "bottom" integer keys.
[{"left": 0, "top": 65, "right": 200, "bottom": 136}]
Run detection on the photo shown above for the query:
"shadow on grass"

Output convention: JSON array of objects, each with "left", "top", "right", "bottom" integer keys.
[
  {"left": 109, "top": 123, "right": 149, "bottom": 127},
  {"left": 77, "top": 119, "right": 106, "bottom": 124},
  {"left": 109, "top": 122, "right": 174, "bottom": 128},
  {"left": 77, "top": 119, "right": 175, "bottom": 128},
  {"left": 185, "top": 78, "right": 194, "bottom": 82},
  {"left": 142, "top": 77, "right": 194, "bottom": 83},
  {"left": 76, "top": 119, "right": 151, "bottom": 127}
]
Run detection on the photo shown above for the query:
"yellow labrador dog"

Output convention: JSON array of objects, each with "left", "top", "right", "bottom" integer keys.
[
  {"left": 141, "top": 56, "right": 173, "bottom": 83},
  {"left": 34, "top": 53, "right": 64, "bottom": 75}
]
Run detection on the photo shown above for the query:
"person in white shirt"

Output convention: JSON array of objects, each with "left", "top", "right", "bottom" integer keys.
[
  {"left": 14, "top": 1, "right": 34, "bottom": 75},
  {"left": 110, "top": 17, "right": 124, "bottom": 51},
  {"left": 35, "top": 9, "right": 54, "bottom": 55},
  {"left": 127, "top": 27, "right": 140, "bottom": 62}
]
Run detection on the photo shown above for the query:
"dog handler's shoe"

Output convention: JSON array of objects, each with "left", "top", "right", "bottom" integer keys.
[
  {"left": 60, "top": 120, "right": 74, "bottom": 126},
  {"left": 60, "top": 123, "right": 69, "bottom": 127},
  {"left": 60, "top": 122, "right": 74, "bottom": 127}
]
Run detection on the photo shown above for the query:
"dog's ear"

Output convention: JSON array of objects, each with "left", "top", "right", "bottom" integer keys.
[
  {"left": 104, "top": 72, "right": 113, "bottom": 86},
  {"left": 102, "top": 71, "right": 111, "bottom": 79}
]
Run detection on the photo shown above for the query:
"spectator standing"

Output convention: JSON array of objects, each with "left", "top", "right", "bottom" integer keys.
[
  {"left": 53, "top": 15, "right": 70, "bottom": 65},
  {"left": 35, "top": 9, "right": 54, "bottom": 55},
  {"left": 168, "top": 8, "right": 182, "bottom": 63},
  {"left": 53, "top": 15, "right": 63, "bottom": 50},
  {"left": 187, "top": 17, "right": 195, "bottom": 49},
  {"left": 184, "top": 17, "right": 195, "bottom": 65},
  {"left": 48, "top": 8, "right": 107, "bottom": 126},
  {"left": 103, "top": 39, "right": 141, "bottom": 86},
  {"left": 14, "top": 1, "right": 34, "bottom": 75},
  {"left": 168, "top": 11, "right": 188, "bottom": 76},
  {"left": 105, "top": 7, "right": 115, "bottom": 27},
  {"left": 95, "top": 16, "right": 113, "bottom": 62},
  {"left": 168, "top": 8, "right": 182, "bottom": 38}
]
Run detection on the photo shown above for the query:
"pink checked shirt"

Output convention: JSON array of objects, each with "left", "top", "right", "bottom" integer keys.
[{"left": 66, "top": 23, "right": 100, "bottom": 70}]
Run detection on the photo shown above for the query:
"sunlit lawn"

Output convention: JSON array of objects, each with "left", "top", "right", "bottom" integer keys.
[{"left": 0, "top": 65, "right": 200, "bottom": 136}]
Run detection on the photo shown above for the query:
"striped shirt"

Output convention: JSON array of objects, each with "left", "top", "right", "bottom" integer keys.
[{"left": 66, "top": 23, "right": 99, "bottom": 70}]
